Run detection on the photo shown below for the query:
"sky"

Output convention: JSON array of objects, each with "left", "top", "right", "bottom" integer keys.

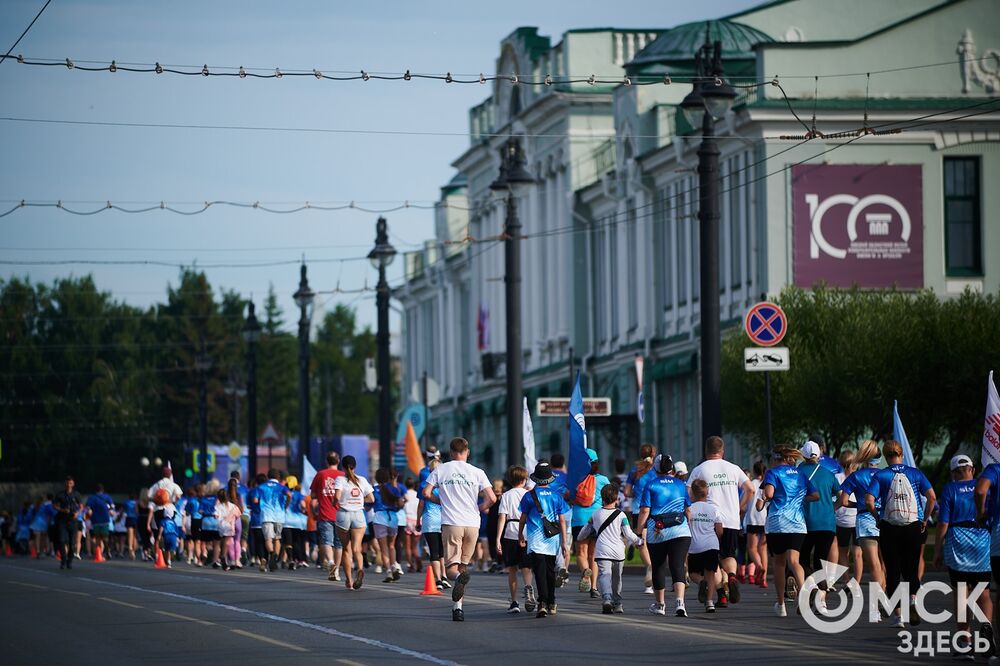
[{"left": 0, "top": 0, "right": 759, "bottom": 334}]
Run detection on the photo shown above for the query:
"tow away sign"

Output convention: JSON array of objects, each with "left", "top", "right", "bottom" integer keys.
[{"left": 744, "top": 347, "right": 790, "bottom": 372}]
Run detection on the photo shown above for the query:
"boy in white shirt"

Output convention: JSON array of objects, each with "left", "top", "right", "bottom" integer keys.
[
  {"left": 495, "top": 466, "right": 536, "bottom": 614},
  {"left": 577, "top": 483, "right": 642, "bottom": 614},
  {"left": 687, "top": 479, "right": 724, "bottom": 613}
]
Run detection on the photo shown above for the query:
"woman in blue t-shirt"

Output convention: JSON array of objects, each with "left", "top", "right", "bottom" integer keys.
[
  {"left": 836, "top": 440, "right": 886, "bottom": 593},
  {"left": 372, "top": 468, "right": 405, "bottom": 583},
  {"left": 625, "top": 444, "right": 656, "bottom": 593},
  {"left": 636, "top": 454, "right": 691, "bottom": 617},
  {"left": 757, "top": 447, "right": 819, "bottom": 618}
]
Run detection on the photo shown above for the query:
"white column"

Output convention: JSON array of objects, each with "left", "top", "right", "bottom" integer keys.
[{"left": 557, "top": 163, "right": 569, "bottom": 341}]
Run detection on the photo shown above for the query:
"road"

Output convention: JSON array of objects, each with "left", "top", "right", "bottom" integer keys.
[{"left": 0, "top": 556, "right": 958, "bottom": 664}]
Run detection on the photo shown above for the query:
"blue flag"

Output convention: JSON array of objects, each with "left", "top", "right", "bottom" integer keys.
[
  {"left": 567, "top": 372, "right": 590, "bottom": 492},
  {"left": 893, "top": 400, "right": 917, "bottom": 468}
]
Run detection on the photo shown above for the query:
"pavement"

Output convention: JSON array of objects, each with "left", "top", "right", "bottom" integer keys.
[{"left": 0, "top": 556, "right": 974, "bottom": 664}]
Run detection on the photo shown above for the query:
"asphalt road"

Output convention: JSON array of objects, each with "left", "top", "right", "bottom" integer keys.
[{"left": 0, "top": 556, "right": 965, "bottom": 664}]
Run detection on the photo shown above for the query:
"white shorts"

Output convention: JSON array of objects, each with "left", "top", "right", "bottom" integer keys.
[{"left": 262, "top": 522, "right": 283, "bottom": 540}]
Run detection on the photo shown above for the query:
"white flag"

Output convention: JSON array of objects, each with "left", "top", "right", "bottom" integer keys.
[
  {"left": 982, "top": 371, "right": 1000, "bottom": 468},
  {"left": 302, "top": 455, "right": 317, "bottom": 493},
  {"left": 523, "top": 397, "right": 537, "bottom": 474}
]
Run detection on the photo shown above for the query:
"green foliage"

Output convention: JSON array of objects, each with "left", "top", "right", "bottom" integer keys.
[{"left": 722, "top": 285, "right": 1000, "bottom": 479}]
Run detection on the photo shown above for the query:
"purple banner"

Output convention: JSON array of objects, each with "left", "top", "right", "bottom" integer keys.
[{"left": 792, "top": 164, "right": 923, "bottom": 289}]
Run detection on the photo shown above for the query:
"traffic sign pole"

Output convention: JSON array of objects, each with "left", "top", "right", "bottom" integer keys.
[{"left": 764, "top": 371, "right": 774, "bottom": 451}]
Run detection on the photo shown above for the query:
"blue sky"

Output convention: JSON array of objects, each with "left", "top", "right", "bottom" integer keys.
[{"left": 0, "top": 0, "right": 758, "bottom": 333}]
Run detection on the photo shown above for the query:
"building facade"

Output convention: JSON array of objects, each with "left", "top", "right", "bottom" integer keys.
[{"left": 397, "top": 0, "right": 1000, "bottom": 476}]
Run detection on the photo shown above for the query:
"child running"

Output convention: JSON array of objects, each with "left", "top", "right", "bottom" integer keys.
[
  {"left": 518, "top": 461, "right": 570, "bottom": 618},
  {"left": 578, "top": 482, "right": 641, "bottom": 614},
  {"left": 496, "top": 465, "right": 536, "bottom": 614},
  {"left": 688, "top": 479, "right": 724, "bottom": 613}
]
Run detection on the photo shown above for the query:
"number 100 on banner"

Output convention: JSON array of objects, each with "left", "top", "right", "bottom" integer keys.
[{"left": 744, "top": 347, "right": 790, "bottom": 372}]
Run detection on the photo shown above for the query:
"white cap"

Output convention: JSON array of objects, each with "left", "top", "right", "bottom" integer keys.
[
  {"left": 950, "top": 454, "right": 973, "bottom": 471},
  {"left": 673, "top": 461, "right": 688, "bottom": 475},
  {"left": 800, "top": 441, "right": 822, "bottom": 460}
]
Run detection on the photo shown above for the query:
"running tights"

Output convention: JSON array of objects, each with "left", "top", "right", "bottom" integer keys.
[
  {"left": 227, "top": 518, "right": 243, "bottom": 563},
  {"left": 879, "top": 522, "right": 923, "bottom": 597},
  {"left": 250, "top": 527, "right": 266, "bottom": 561},
  {"left": 648, "top": 537, "right": 691, "bottom": 590},
  {"left": 801, "top": 530, "right": 836, "bottom": 575},
  {"left": 289, "top": 528, "right": 307, "bottom": 562},
  {"left": 531, "top": 553, "right": 557, "bottom": 606}
]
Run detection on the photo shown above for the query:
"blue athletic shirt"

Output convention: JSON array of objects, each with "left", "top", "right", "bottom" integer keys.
[
  {"left": 980, "top": 463, "right": 1000, "bottom": 555},
  {"left": 85, "top": 493, "right": 114, "bottom": 526},
  {"left": 763, "top": 465, "right": 817, "bottom": 534},
  {"left": 256, "top": 479, "right": 290, "bottom": 524},
  {"left": 519, "top": 486, "right": 569, "bottom": 556},
  {"left": 799, "top": 462, "right": 839, "bottom": 533},
  {"left": 549, "top": 470, "right": 572, "bottom": 517},
  {"left": 186, "top": 496, "right": 203, "bottom": 520},
  {"left": 819, "top": 455, "right": 843, "bottom": 475},
  {"left": 866, "top": 464, "right": 932, "bottom": 522},
  {"left": 421, "top": 487, "right": 442, "bottom": 533},
  {"left": 247, "top": 488, "right": 262, "bottom": 528},
  {"left": 372, "top": 483, "right": 403, "bottom": 527},
  {"left": 640, "top": 475, "right": 691, "bottom": 543},
  {"left": 125, "top": 499, "right": 138, "bottom": 520},
  {"left": 571, "top": 474, "right": 611, "bottom": 527},
  {"left": 631, "top": 468, "right": 657, "bottom": 515},
  {"left": 200, "top": 496, "right": 218, "bottom": 531},
  {"left": 284, "top": 490, "right": 307, "bottom": 530},
  {"left": 938, "top": 478, "right": 990, "bottom": 572},
  {"left": 237, "top": 483, "right": 249, "bottom": 517}
]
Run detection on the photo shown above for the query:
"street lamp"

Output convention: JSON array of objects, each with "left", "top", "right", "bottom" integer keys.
[
  {"left": 194, "top": 337, "right": 212, "bottom": 483},
  {"left": 679, "top": 33, "right": 737, "bottom": 456},
  {"left": 242, "top": 301, "right": 261, "bottom": 477},
  {"left": 490, "top": 136, "right": 535, "bottom": 468},
  {"left": 368, "top": 217, "right": 397, "bottom": 468},
  {"left": 293, "top": 264, "right": 315, "bottom": 476}
]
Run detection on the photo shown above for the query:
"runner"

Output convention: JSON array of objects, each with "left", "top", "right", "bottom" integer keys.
[
  {"left": 148, "top": 467, "right": 183, "bottom": 539},
  {"left": 548, "top": 453, "right": 572, "bottom": 587},
  {"left": 571, "top": 449, "right": 610, "bottom": 598},
  {"left": 757, "top": 447, "right": 819, "bottom": 617},
  {"left": 743, "top": 460, "right": 768, "bottom": 588},
  {"left": 247, "top": 474, "right": 266, "bottom": 568},
  {"left": 934, "top": 454, "right": 994, "bottom": 655},
  {"left": 518, "top": 461, "right": 570, "bottom": 618},
  {"left": 29, "top": 495, "right": 52, "bottom": 559},
  {"left": 53, "top": 477, "right": 81, "bottom": 569},
  {"left": 495, "top": 465, "right": 536, "bottom": 614},
  {"left": 124, "top": 493, "right": 138, "bottom": 560},
  {"left": 84, "top": 483, "right": 114, "bottom": 560},
  {"left": 865, "top": 439, "right": 936, "bottom": 627},
  {"left": 625, "top": 444, "right": 656, "bottom": 594},
  {"left": 579, "top": 482, "right": 641, "bottom": 614},
  {"left": 334, "top": 455, "right": 375, "bottom": 590},
  {"left": 687, "top": 479, "right": 724, "bottom": 613},
  {"left": 403, "top": 477, "right": 421, "bottom": 573},
  {"left": 225, "top": 478, "right": 245, "bottom": 569},
  {"left": 837, "top": 439, "right": 885, "bottom": 601},
  {"left": 423, "top": 437, "right": 497, "bottom": 622},
  {"left": 158, "top": 499, "right": 179, "bottom": 569},
  {"left": 200, "top": 481, "right": 221, "bottom": 568},
  {"left": 975, "top": 456, "right": 1000, "bottom": 648},
  {"left": 417, "top": 458, "right": 448, "bottom": 590},
  {"left": 372, "top": 468, "right": 404, "bottom": 582},
  {"left": 256, "top": 469, "right": 291, "bottom": 572},
  {"left": 282, "top": 475, "right": 308, "bottom": 570},
  {"left": 636, "top": 454, "right": 691, "bottom": 617},
  {"left": 834, "top": 450, "right": 862, "bottom": 584},
  {"left": 216, "top": 486, "right": 241, "bottom": 570},
  {"left": 798, "top": 441, "right": 841, "bottom": 613},
  {"left": 686, "top": 436, "right": 755, "bottom": 606},
  {"left": 310, "top": 452, "right": 345, "bottom": 579}
]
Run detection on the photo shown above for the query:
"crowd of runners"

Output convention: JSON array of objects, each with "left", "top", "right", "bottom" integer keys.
[{"left": 3, "top": 434, "right": 1000, "bottom": 654}]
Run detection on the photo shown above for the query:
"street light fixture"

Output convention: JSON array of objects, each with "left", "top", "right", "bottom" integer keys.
[
  {"left": 242, "top": 301, "right": 261, "bottom": 476},
  {"left": 369, "top": 217, "right": 397, "bottom": 468},
  {"left": 293, "top": 264, "right": 315, "bottom": 476},
  {"left": 679, "top": 31, "right": 737, "bottom": 456},
  {"left": 194, "top": 337, "right": 212, "bottom": 483},
  {"left": 490, "top": 136, "right": 535, "bottom": 469}
]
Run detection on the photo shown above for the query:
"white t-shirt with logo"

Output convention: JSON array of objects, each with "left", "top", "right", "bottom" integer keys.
[
  {"left": 686, "top": 459, "right": 749, "bottom": 530},
  {"left": 689, "top": 500, "right": 723, "bottom": 554},
  {"left": 425, "top": 460, "right": 491, "bottom": 528},
  {"left": 497, "top": 487, "right": 528, "bottom": 541},
  {"left": 334, "top": 475, "right": 374, "bottom": 512}
]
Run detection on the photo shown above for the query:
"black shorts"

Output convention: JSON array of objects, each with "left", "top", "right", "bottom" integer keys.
[
  {"left": 200, "top": 530, "right": 219, "bottom": 542},
  {"left": 153, "top": 510, "right": 165, "bottom": 531},
  {"left": 688, "top": 549, "right": 720, "bottom": 575},
  {"left": 993, "top": 557, "right": 1000, "bottom": 586},
  {"left": 125, "top": 517, "right": 137, "bottom": 529},
  {"left": 836, "top": 526, "right": 855, "bottom": 549},
  {"left": 190, "top": 518, "right": 203, "bottom": 540},
  {"left": 768, "top": 532, "right": 805, "bottom": 555},
  {"left": 719, "top": 528, "right": 739, "bottom": 559},
  {"left": 571, "top": 525, "right": 587, "bottom": 542},
  {"left": 746, "top": 525, "right": 765, "bottom": 535},
  {"left": 949, "top": 568, "right": 992, "bottom": 585},
  {"left": 501, "top": 537, "right": 531, "bottom": 569},
  {"left": 425, "top": 532, "right": 443, "bottom": 561},
  {"left": 801, "top": 530, "right": 836, "bottom": 571}
]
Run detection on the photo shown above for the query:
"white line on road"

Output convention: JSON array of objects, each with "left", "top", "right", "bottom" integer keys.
[
  {"left": 231, "top": 628, "right": 309, "bottom": 652},
  {"left": 98, "top": 596, "right": 143, "bottom": 609},
  {"left": 155, "top": 609, "right": 215, "bottom": 626}
]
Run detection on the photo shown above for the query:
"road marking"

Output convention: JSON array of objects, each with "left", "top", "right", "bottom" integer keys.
[
  {"left": 9, "top": 580, "right": 49, "bottom": 589},
  {"left": 54, "top": 589, "right": 89, "bottom": 596},
  {"left": 155, "top": 610, "right": 215, "bottom": 626},
  {"left": 98, "top": 596, "right": 143, "bottom": 609},
  {"left": 231, "top": 628, "right": 308, "bottom": 652},
  {"left": 338, "top": 659, "right": 366, "bottom": 666}
]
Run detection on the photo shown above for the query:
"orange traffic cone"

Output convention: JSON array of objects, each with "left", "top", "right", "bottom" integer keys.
[
  {"left": 420, "top": 564, "right": 441, "bottom": 596},
  {"left": 154, "top": 548, "right": 167, "bottom": 569},
  {"left": 56, "top": 549, "right": 62, "bottom": 561},
  {"left": 93, "top": 544, "right": 105, "bottom": 563}
]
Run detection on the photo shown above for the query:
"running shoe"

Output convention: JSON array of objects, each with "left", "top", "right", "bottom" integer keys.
[
  {"left": 211, "top": 560, "right": 221, "bottom": 569},
  {"left": 909, "top": 602, "right": 921, "bottom": 626},
  {"left": 889, "top": 614, "right": 905, "bottom": 628},
  {"left": 452, "top": 608, "right": 464, "bottom": 622},
  {"left": 524, "top": 585, "right": 537, "bottom": 613},
  {"left": 979, "top": 621, "right": 996, "bottom": 657},
  {"left": 547, "top": 604, "right": 557, "bottom": 615},
  {"left": 374, "top": 564, "right": 383, "bottom": 574},
  {"left": 383, "top": 575, "right": 394, "bottom": 583},
  {"left": 391, "top": 569, "right": 401, "bottom": 581},
  {"left": 643, "top": 586, "right": 654, "bottom": 595},
  {"left": 507, "top": 601, "right": 521, "bottom": 614},
  {"left": 578, "top": 569, "right": 592, "bottom": 592},
  {"left": 590, "top": 589, "right": 600, "bottom": 599},
  {"left": 698, "top": 580, "right": 708, "bottom": 604},
  {"left": 556, "top": 567, "right": 569, "bottom": 588},
  {"left": 705, "top": 601, "right": 715, "bottom": 614},
  {"left": 439, "top": 578, "right": 452, "bottom": 589},
  {"left": 536, "top": 607, "right": 548, "bottom": 619},
  {"left": 353, "top": 569, "right": 365, "bottom": 590},
  {"left": 612, "top": 603, "right": 624, "bottom": 615},
  {"left": 784, "top": 575, "right": 797, "bottom": 601},
  {"left": 816, "top": 594, "right": 828, "bottom": 616},
  {"left": 717, "top": 592, "right": 729, "bottom": 609},
  {"left": 774, "top": 602, "right": 787, "bottom": 617},
  {"left": 602, "top": 601, "right": 613, "bottom": 615},
  {"left": 452, "top": 570, "right": 471, "bottom": 602},
  {"left": 648, "top": 603, "right": 666, "bottom": 616},
  {"left": 328, "top": 568, "right": 341, "bottom": 582},
  {"left": 259, "top": 561, "right": 267, "bottom": 572},
  {"left": 727, "top": 574, "right": 741, "bottom": 603},
  {"left": 675, "top": 600, "right": 687, "bottom": 617}
]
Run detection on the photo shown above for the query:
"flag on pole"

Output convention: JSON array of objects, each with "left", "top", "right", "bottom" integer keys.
[
  {"left": 893, "top": 400, "right": 917, "bottom": 468},
  {"left": 302, "top": 455, "right": 317, "bottom": 492},
  {"left": 982, "top": 371, "right": 1000, "bottom": 467},
  {"left": 567, "top": 372, "right": 590, "bottom": 494},
  {"left": 523, "top": 397, "right": 537, "bottom": 474},
  {"left": 404, "top": 419, "right": 423, "bottom": 477}
]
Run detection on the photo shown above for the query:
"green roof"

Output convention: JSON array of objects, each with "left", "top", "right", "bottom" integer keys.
[{"left": 629, "top": 19, "right": 774, "bottom": 69}]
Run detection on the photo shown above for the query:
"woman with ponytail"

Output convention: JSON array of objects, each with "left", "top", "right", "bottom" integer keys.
[
  {"left": 742, "top": 460, "right": 769, "bottom": 587},
  {"left": 371, "top": 468, "right": 405, "bottom": 583},
  {"left": 334, "top": 455, "right": 374, "bottom": 590},
  {"left": 625, "top": 443, "right": 656, "bottom": 593},
  {"left": 837, "top": 440, "right": 886, "bottom": 594},
  {"left": 756, "top": 447, "right": 819, "bottom": 618}
]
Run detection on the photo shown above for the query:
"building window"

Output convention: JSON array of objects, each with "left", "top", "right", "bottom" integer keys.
[
  {"left": 944, "top": 157, "right": 982, "bottom": 276},
  {"left": 596, "top": 225, "right": 608, "bottom": 344},
  {"left": 609, "top": 216, "right": 619, "bottom": 338},
  {"left": 676, "top": 185, "right": 688, "bottom": 306},
  {"left": 627, "top": 201, "right": 639, "bottom": 330},
  {"left": 656, "top": 188, "right": 673, "bottom": 312}
]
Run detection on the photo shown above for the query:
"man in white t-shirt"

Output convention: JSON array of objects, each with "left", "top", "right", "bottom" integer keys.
[
  {"left": 423, "top": 437, "right": 497, "bottom": 622},
  {"left": 686, "top": 436, "right": 754, "bottom": 606}
]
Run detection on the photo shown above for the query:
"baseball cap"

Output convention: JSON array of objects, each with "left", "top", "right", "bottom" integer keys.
[
  {"left": 586, "top": 448, "right": 599, "bottom": 462},
  {"left": 950, "top": 454, "right": 973, "bottom": 471},
  {"left": 800, "top": 441, "right": 822, "bottom": 460},
  {"left": 673, "top": 461, "right": 689, "bottom": 476}
]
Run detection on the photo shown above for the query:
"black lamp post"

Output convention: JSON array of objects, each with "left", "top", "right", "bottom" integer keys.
[
  {"left": 368, "top": 217, "right": 397, "bottom": 468},
  {"left": 679, "top": 33, "right": 737, "bottom": 457},
  {"left": 490, "top": 137, "right": 535, "bottom": 468},
  {"left": 194, "top": 337, "right": 212, "bottom": 483},
  {"left": 293, "top": 264, "right": 315, "bottom": 476},
  {"left": 243, "top": 301, "right": 261, "bottom": 477}
]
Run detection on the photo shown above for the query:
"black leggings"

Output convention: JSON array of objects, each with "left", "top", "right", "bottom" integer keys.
[
  {"left": 250, "top": 527, "right": 266, "bottom": 560},
  {"left": 879, "top": 522, "right": 924, "bottom": 598},
  {"left": 531, "top": 553, "right": 557, "bottom": 606},
  {"left": 425, "top": 532, "right": 443, "bottom": 561},
  {"left": 801, "top": 530, "right": 836, "bottom": 574},
  {"left": 648, "top": 537, "right": 691, "bottom": 590}
]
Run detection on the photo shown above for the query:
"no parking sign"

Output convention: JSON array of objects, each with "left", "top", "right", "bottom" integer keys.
[{"left": 744, "top": 302, "right": 787, "bottom": 347}]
